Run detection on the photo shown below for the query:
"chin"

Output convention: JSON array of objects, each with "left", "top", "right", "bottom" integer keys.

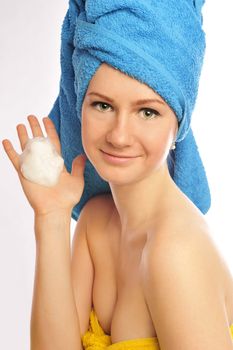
[
  {"left": 87, "top": 149, "right": 157, "bottom": 184},
  {"left": 94, "top": 163, "right": 149, "bottom": 186}
]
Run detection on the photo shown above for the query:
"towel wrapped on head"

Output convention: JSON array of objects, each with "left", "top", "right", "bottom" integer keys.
[{"left": 49, "top": 0, "right": 211, "bottom": 221}]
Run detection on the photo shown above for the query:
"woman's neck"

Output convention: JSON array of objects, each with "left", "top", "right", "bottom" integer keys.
[{"left": 109, "top": 164, "right": 181, "bottom": 239}]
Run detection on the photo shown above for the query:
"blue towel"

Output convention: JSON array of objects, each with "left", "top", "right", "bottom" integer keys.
[{"left": 48, "top": 0, "right": 211, "bottom": 221}]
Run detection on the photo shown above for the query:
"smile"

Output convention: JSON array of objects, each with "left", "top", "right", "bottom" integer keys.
[{"left": 100, "top": 150, "right": 139, "bottom": 164}]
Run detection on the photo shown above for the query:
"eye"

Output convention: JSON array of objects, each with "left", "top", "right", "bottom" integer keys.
[
  {"left": 90, "top": 101, "right": 161, "bottom": 119},
  {"left": 91, "top": 101, "right": 112, "bottom": 111},
  {"left": 140, "top": 108, "right": 161, "bottom": 119}
]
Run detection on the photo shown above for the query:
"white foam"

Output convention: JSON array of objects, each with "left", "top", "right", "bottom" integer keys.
[{"left": 19, "top": 137, "right": 64, "bottom": 187}]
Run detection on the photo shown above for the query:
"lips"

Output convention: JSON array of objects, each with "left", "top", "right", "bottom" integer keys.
[{"left": 101, "top": 150, "right": 137, "bottom": 158}]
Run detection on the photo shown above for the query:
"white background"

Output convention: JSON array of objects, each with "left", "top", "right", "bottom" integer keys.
[{"left": 0, "top": 1, "right": 232, "bottom": 349}]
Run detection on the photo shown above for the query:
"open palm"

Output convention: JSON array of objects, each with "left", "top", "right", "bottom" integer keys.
[{"left": 2, "top": 115, "right": 87, "bottom": 216}]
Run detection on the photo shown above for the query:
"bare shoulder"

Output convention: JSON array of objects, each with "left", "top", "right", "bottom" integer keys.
[
  {"left": 83, "top": 193, "right": 115, "bottom": 233},
  {"left": 141, "top": 212, "right": 233, "bottom": 349},
  {"left": 84, "top": 192, "right": 115, "bottom": 216},
  {"left": 144, "top": 213, "right": 228, "bottom": 289},
  {"left": 70, "top": 193, "right": 115, "bottom": 337}
]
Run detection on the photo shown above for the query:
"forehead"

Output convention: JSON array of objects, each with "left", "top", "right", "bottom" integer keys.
[{"left": 86, "top": 63, "right": 165, "bottom": 102}]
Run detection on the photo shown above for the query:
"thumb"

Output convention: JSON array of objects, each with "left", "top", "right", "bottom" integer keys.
[{"left": 71, "top": 154, "right": 87, "bottom": 177}]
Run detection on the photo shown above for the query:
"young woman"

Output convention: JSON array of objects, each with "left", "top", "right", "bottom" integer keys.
[{"left": 2, "top": 0, "right": 233, "bottom": 349}]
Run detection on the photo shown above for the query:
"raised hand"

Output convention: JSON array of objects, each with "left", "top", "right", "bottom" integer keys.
[{"left": 2, "top": 115, "right": 87, "bottom": 216}]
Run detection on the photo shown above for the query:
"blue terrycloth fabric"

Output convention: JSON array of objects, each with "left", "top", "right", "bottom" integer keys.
[{"left": 48, "top": 0, "right": 211, "bottom": 221}]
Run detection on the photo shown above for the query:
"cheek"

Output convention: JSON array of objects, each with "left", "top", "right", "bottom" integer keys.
[
  {"left": 81, "top": 111, "right": 104, "bottom": 154},
  {"left": 144, "top": 127, "right": 173, "bottom": 163}
]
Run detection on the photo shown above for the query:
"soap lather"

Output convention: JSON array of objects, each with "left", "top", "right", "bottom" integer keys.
[{"left": 19, "top": 136, "right": 64, "bottom": 187}]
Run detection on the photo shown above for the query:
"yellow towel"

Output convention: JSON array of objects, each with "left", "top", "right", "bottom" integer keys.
[{"left": 81, "top": 308, "right": 233, "bottom": 349}]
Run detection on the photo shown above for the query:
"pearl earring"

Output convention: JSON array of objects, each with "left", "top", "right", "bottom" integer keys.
[{"left": 171, "top": 142, "right": 176, "bottom": 150}]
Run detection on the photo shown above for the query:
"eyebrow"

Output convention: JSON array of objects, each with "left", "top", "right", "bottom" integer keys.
[{"left": 86, "top": 92, "right": 165, "bottom": 106}]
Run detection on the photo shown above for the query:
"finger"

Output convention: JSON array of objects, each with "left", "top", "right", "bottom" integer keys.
[
  {"left": 2, "top": 139, "right": 20, "bottom": 172},
  {"left": 71, "top": 154, "right": 87, "bottom": 177},
  {"left": 43, "top": 117, "right": 61, "bottom": 154},
  {"left": 16, "top": 123, "right": 29, "bottom": 151},
  {"left": 27, "top": 115, "right": 44, "bottom": 137}
]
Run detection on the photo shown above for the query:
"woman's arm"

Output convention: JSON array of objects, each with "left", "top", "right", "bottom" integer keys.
[
  {"left": 30, "top": 211, "right": 83, "bottom": 350},
  {"left": 2, "top": 115, "right": 87, "bottom": 349}
]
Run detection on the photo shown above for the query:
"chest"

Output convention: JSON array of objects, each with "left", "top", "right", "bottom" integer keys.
[
  {"left": 89, "top": 221, "right": 157, "bottom": 342},
  {"left": 88, "top": 209, "right": 233, "bottom": 341}
]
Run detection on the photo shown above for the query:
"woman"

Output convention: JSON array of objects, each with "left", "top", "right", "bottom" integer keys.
[{"left": 2, "top": 1, "right": 233, "bottom": 349}]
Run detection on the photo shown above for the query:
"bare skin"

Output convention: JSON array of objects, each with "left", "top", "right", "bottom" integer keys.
[
  {"left": 2, "top": 116, "right": 87, "bottom": 349},
  {"left": 3, "top": 63, "right": 233, "bottom": 348},
  {"left": 78, "top": 63, "right": 233, "bottom": 343},
  {"left": 81, "top": 63, "right": 179, "bottom": 235},
  {"left": 82, "top": 193, "right": 233, "bottom": 344}
]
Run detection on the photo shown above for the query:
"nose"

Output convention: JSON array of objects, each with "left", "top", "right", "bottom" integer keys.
[{"left": 106, "top": 113, "right": 134, "bottom": 148}]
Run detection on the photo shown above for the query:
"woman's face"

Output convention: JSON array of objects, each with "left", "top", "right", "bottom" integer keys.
[{"left": 81, "top": 63, "right": 178, "bottom": 185}]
